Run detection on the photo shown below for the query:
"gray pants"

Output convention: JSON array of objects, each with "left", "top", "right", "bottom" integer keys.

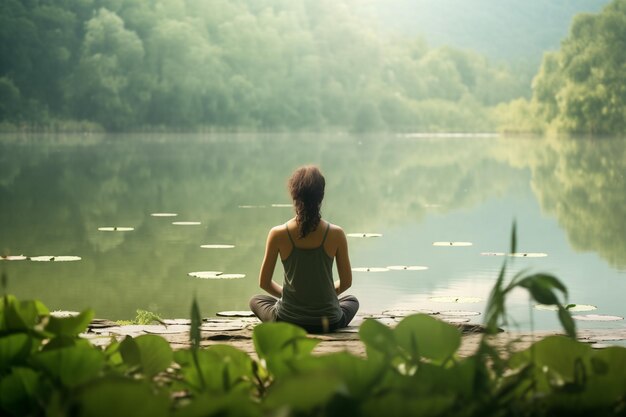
[{"left": 249, "top": 294, "right": 359, "bottom": 333}]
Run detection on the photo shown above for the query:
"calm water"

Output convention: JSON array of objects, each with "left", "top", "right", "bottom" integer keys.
[{"left": 1, "top": 133, "right": 625, "bottom": 332}]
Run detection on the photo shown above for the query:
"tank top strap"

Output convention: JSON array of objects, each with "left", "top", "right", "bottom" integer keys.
[
  {"left": 321, "top": 222, "right": 331, "bottom": 245},
  {"left": 285, "top": 223, "right": 295, "bottom": 247}
]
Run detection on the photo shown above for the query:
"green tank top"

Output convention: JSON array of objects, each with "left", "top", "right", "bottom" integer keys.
[{"left": 276, "top": 222, "right": 342, "bottom": 325}]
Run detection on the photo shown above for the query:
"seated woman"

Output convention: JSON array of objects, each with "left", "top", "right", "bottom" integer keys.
[{"left": 249, "top": 165, "right": 359, "bottom": 333}]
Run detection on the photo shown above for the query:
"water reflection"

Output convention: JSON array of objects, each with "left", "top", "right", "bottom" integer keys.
[
  {"left": 0, "top": 134, "right": 624, "bottom": 324},
  {"left": 494, "top": 136, "right": 626, "bottom": 269}
]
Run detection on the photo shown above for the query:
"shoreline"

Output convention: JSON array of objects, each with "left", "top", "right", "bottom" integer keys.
[{"left": 81, "top": 314, "right": 626, "bottom": 357}]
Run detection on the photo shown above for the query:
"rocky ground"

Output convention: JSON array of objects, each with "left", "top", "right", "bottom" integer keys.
[{"left": 81, "top": 313, "right": 626, "bottom": 357}]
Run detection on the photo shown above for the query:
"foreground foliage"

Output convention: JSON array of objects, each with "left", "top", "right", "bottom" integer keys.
[{"left": 1, "top": 227, "right": 625, "bottom": 416}]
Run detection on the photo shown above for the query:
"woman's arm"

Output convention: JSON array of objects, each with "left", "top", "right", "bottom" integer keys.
[
  {"left": 259, "top": 227, "right": 283, "bottom": 298},
  {"left": 334, "top": 228, "right": 352, "bottom": 295}
]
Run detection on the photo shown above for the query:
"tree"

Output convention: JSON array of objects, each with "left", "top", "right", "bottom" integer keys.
[
  {"left": 531, "top": 0, "right": 626, "bottom": 134},
  {"left": 67, "top": 8, "right": 150, "bottom": 130}
]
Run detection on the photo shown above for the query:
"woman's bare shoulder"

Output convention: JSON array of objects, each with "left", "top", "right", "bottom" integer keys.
[{"left": 326, "top": 222, "right": 346, "bottom": 238}]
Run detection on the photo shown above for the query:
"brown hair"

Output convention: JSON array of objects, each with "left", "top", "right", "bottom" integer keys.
[{"left": 288, "top": 165, "right": 325, "bottom": 238}]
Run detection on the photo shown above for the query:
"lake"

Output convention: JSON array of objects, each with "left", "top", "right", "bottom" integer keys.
[{"left": 1, "top": 133, "right": 625, "bottom": 332}]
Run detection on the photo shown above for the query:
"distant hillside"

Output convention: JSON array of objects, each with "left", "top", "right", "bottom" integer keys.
[{"left": 360, "top": 0, "right": 609, "bottom": 63}]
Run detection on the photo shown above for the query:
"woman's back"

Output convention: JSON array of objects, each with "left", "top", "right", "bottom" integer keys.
[{"left": 276, "top": 221, "right": 342, "bottom": 325}]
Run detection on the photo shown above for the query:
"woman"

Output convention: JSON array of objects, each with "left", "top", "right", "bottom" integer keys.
[{"left": 249, "top": 165, "right": 359, "bottom": 333}]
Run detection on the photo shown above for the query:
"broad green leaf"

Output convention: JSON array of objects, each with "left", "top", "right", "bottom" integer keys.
[
  {"left": 134, "top": 335, "right": 173, "bottom": 377},
  {"left": 4, "top": 299, "right": 41, "bottom": 330},
  {"left": 32, "top": 345, "right": 104, "bottom": 388},
  {"left": 294, "top": 352, "right": 384, "bottom": 398},
  {"left": 394, "top": 314, "right": 461, "bottom": 363},
  {"left": 509, "top": 336, "right": 591, "bottom": 390},
  {"left": 359, "top": 318, "right": 396, "bottom": 357},
  {"left": 119, "top": 336, "right": 141, "bottom": 369},
  {"left": 45, "top": 309, "right": 94, "bottom": 337},
  {"left": 120, "top": 335, "right": 172, "bottom": 377},
  {"left": 77, "top": 377, "right": 169, "bottom": 417},
  {"left": 0, "top": 333, "right": 33, "bottom": 371},
  {"left": 173, "top": 392, "right": 262, "bottom": 417},
  {"left": 176, "top": 345, "right": 255, "bottom": 394},
  {"left": 253, "top": 322, "right": 319, "bottom": 377},
  {"left": 264, "top": 372, "right": 341, "bottom": 412},
  {"left": 253, "top": 322, "right": 317, "bottom": 359},
  {"left": 579, "top": 347, "right": 626, "bottom": 407},
  {"left": 0, "top": 367, "right": 40, "bottom": 416}
]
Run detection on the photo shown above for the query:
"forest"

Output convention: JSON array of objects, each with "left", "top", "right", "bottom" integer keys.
[
  {"left": 3, "top": 0, "right": 624, "bottom": 134},
  {"left": 0, "top": 0, "right": 535, "bottom": 132}
]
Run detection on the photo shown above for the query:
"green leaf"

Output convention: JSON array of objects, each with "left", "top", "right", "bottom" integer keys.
[
  {"left": 0, "top": 333, "right": 33, "bottom": 371},
  {"left": 134, "top": 335, "right": 173, "bottom": 377},
  {"left": 517, "top": 274, "right": 567, "bottom": 306},
  {"left": 0, "top": 367, "right": 40, "bottom": 416},
  {"left": 32, "top": 345, "right": 105, "bottom": 388},
  {"left": 3, "top": 298, "right": 42, "bottom": 331},
  {"left": 45, "top": 309, "right": 94, "bottom": 337},
  {"left": 173, "top": 392, "right": 262, "bottom": 417},
  {"left": 119, "top": 336, "right": 141, "bottom": 369},
  {"left": 394, "top": 314, "right": 461, "bottom": 363},
  {"left": 510, "top": 220, "right": 517, "bottom": 256},
  {"left": 190, "top": 297, "right": 202, "bottom": 351},
  {"left": 359, "top": 318, "right": 396, "bottom": 358},
  {"left": 264, "top": 372, "right": 341, "bottom": 412},
  {"left": 557, "top": 305, "right": 577, "bottom": 339},
  {"left": 176, "top": 345, "right": 255, "bottom": 394},
  {"left": 253, "top": 322, "right": 317, "bottom": 359},
  {"left": 253, "top": 322, "right": 319, "bottom": 377},
  {"left": 120, "top": 335, "right": 172, "bottom": 377},
  {"left": 293, "top": 352, "right": 385, "bottom": 398},
  {"left": 77, "top": 377, "right": 170, "bottom": 417}
]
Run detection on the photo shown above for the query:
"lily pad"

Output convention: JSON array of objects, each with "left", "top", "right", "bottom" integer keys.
[
  {"left": 0, "top": 255, "right": 28, "bottom": 260},
  {"left": 200, "top": 322, "right": 246, "bottom": 331},
  {"left": 351, "top": 267, "right": 389, "bottom": 272},
  {"left": 573, "top": 314, "right": 624, "bottom": 322},
  {"left": 535, "top": 304, "right": 597, "bottom": 312},
  {"left": 98, "top": 227, "right": 134, "bottom": 232},
  {"left": 30, "top": 256, "right": 82, "bottom": 262},
  {"left": 150, "top": 213, "right": 178, "bottom": 217},
  {"left": 187, "top": 271, "right": 222, "bottom": 279},
  {"left": 441, "top": 317, "right": 471, "bottom": 324},
  {"left": 589, "top": 335, "right": 626, "bottom": 342},
  {"left": 51, "top": 310, "right": 81, "bottom": 318},
  {"left": 215, "top": 274, "right": 246, "bottom": 279},
  {"left": 480, "top": 252, "right": 507, "bottom": 256},
  {"left": 271, "top": 204, "right": 292, "bottom": 208},
  {"left": 216, "top": 311, "right": 255, "bottom": 317},
  {"left": 161, "top": 319, "right": 191, "bottom": 325},
  {"left": 433, "top": 242, "right": 473, "bottom": 247},
  {"left": 509, "top": 253, "right": 548, "bottom": 258},
  {"left": 439, "top": 310, "right": 481, "bottom": 317},
  {"left": 386, "top": 265, "right": 428, "bottom": 271},
  {"left": 172, "top": 221, "right": 201, "bottom": 226},
  {"left": 238, "top": 205, "right": 266, "bottom": 209},
  {"left": 347, "top": 233, "right": 383, "bottom": 238},
  {"left": 429, "top": 296, "right": 482, "bottom": 303},
  {"left": 382, "top": 309, "right": 437, "bottom": 317},
  {"left": 200, "top": 244, "right": 235, "bottom": 249},
  {"left": 143, "top": 325, "right": 190, "bottom": 335}
]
